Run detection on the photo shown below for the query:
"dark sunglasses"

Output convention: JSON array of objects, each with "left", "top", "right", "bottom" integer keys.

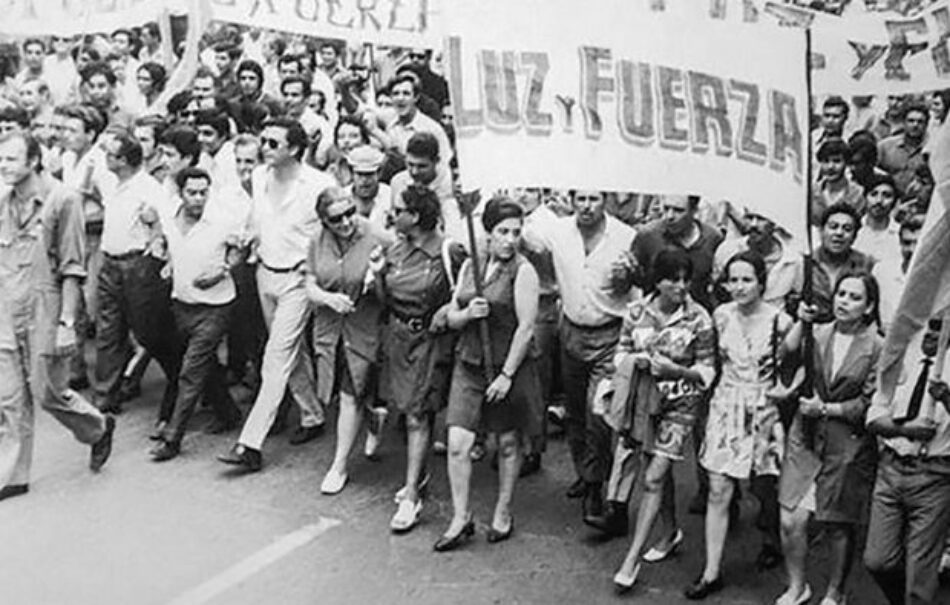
[
  {"left": 260, "top": 137, "right": 282, "bottom": 150},
  {"left": 409, "top": 53, "right": 427, "bottom": 60},
  {"left": 325, "top": 207, "right": 356, "bottom": 224}
]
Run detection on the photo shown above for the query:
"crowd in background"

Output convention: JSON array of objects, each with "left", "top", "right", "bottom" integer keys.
[{"left": 0, "top": 18, "right": 949, "bottom": 605}]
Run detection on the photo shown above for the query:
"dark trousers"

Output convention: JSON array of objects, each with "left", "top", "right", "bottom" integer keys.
[
  {"left": 162, "top": 302, "right": 239, "bottom": 444},
  {"left": 227, "top": 260, "right": 266, "bottom": 378},
  {"left": 864, "top": 449, "right": 950, "bottom": 605},
  {"left": 94, "top": 254, "right": 181, "bottom": 419},
  {"left": 559, "top": 317, "right": 620, "bottom": 484}
]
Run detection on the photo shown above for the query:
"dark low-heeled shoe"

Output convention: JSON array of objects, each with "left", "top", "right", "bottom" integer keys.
[
  {"left": 684, "top": 575, "right": 724, "bottom": 600},
  {"left": 433, "top": 519, "right": 475, "bottom": 552},
  {"left": 486, "top": 518, "right": 514, "bottom": 544}
]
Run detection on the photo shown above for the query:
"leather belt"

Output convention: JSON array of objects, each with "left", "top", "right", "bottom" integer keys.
[{"left": 104, "top": 250, "right": 144, "bottom": 261}]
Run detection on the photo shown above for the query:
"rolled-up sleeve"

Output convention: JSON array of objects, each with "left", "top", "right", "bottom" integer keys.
[{"left": 53, "top": 187, "right": 87, "bottom": 280}]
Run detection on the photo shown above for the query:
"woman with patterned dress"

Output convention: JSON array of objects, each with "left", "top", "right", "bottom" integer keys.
[
  {"left": 684, "top": 251, "right": 792, "bottom": 599},
  {"left": 433, "top": 197, "right": 541, "bottom": 552},
  {"left": 611, "top": 248, "right": 717, "bottom": 593},
  {"left": 374, "top": 184, "right": 458, "bottom": 534}
]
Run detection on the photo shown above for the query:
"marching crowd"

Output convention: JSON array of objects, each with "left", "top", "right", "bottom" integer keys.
[{"left": 1, "top": 20, "right": 949, "bottom": 605}]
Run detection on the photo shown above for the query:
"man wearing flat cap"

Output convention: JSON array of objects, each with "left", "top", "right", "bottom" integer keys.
[{"left": 346, "top": 145, "right": 391, "bottom": 233}]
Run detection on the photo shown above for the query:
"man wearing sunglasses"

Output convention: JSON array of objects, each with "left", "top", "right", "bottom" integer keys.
[{"left": 219, "top": 117, "right": 335, "bottom": 472}]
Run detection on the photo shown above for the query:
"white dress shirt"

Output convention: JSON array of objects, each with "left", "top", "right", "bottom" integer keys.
[
  {"left": 165, "top": 207, "right": 237, "bottom": 305},
  {"left": 100, "top": 169, "right": 164, "bottom": 256},
  {"left": 251, "top": 163, "right": 336, "bottom": 270},
  {"left": 525, "top": 214, "right": 638, "bottom": 326}
]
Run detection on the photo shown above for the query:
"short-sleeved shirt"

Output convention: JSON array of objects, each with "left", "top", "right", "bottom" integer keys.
[
  {"left": 164, "top": 208, "right": 238, "bottom": 305},
  {"left": 382, "top": 231, "right": 452, "bottom": 319},
  {"left": 100, "top": 169, "right": 165, "bottom": 256}
]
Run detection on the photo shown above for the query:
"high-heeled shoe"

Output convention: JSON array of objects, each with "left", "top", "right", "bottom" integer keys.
[
  {"left": 613, "top": 562, "right": 641, "bottom": 594},
  {"left": 433, "top": 518, "right": 475, "bottom": 552},
  {"left": 642, "top": 528, "right": 683, "bottom": 562},
  {"left": 486, "top": 518, "right": 514, "bottom": 543}
]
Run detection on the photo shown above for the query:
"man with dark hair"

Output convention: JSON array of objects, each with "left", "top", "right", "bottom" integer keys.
[
  {"left": 317, "top": 42, "right": 343, "bottom": 80},
  {"left": 158, "top": 125, "right": 201, "bottom": 193},
  {"left": 389, "top": 72, "right": 453, "bottom": 171},
  {"left": 212, "top": 42, "right": 242, "bottom": 99},
  {"left": 815, "top": 96, "right": 850, "bottom": 145},
  {"left": 873, "top": 213, "right": 922, "bottom": 333},
  {"left": 813, "top": 137, "right": 865, "bottom": 223},
  {"left": 855, "top": 172, "right": 901, "bottom": 265},
  {"left": 94, "top": 132, "right": 181, "bottom": 428},
  {"left": 195, "top": 109, "right": 235, "bottom": 185},
  {"left": 522, "top": 189, "right": 638, "bottom": 533},
  {"left": 219, "top": 117, "right": 335, "bottom": 471},
  {"left": 0, "top": 130, "right": 115, "bottom": 503},
  {"left": 55, "top": 103, "right": 116, "bottom": 390},
  {"left": 403, "top": 48, "right": 449, "bottom": 109},
  {"left": 847, "top": 131, "right": 889, "bottom": 192},
  {"left": 389, "top": 131, "right": 460, "bottom": 241},
  {"left": 192, "top": 66, "right": 217, "bottom": 101},
  {"left": 149, "top": 167, "right": 243, "bottom": 461},
  {"left": 13, "top": 38, "right": 45, "bottom": 90},
  {"left": 0, "top": 106, "right": 30, "bottom": 135},
  {"left": 231, "top": 59, "right": 282, "bottom": 132},
  {"left": 79, "top": 61, "right": 132, "bottom": 128},
  {"left": 879, "top": 102, "right": 930, "bottom": 194},
  {"left": 280, "top": 75, "right": 329, "bottom": 148},
  {"left": 796, "top": 202, "right": 875, "bottom": 325}
]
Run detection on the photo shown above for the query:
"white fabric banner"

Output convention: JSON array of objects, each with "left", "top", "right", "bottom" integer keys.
[
  {"left": 208, "top": 0, "right": 440, "bottom": 47},
  {"left": 444, "top": 0, "right": 809, "bottom": 240},
  {"left": 0, "top": 0, "right": 184, "bottom": 36}
]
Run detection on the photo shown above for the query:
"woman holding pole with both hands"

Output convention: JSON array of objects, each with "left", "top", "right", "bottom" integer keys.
[
  {"left": 433, "top": 197, "right": 541, "bottom": 552},
  {"left": 775, "top": 271, "right": 882, "bottom": 605}
]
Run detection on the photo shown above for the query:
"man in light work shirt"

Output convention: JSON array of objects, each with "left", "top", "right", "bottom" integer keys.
[
  {"left": 523, "top": 189, "right": 638, "bottom": 525},
  {"left": 150, "top": 167, "right": 242, "bottom": 462},
  {"left": 0, "top": 131, "right": 114, "bottom": 502},
  {"left": 219, "top": 118, "right": 335, "bottom": 472}
]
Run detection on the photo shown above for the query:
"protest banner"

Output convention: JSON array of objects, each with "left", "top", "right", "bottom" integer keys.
[
  {"left": 208, "top": 0, "right": 439, "bottom": 48},
  {"left": 0, "top": 0, "right": 187, "bottom": 36},
  {"left": 443, "top": 0, "right": 808, "bottom": 240},
  {"left": 657, "top": 0, "right": 950, "bottom": 95}
]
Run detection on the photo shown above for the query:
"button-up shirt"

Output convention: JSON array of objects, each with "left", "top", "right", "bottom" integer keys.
[
  {"left": 867, "top": 330, "right": 950, "bottom": 458},
  {"left": 164, "top": 207, "right": 237, "bottom": 305},
  {"left": 60, "top": 146, "right": 117, "bottom": 226},
  {"left": 525, "top": 214, "right": 638, "bottom": 327},
  {"left": 251, "top": 163, "right": 336, "bottom": 270},
  {"left": 854, "top": 218, "right": 901, "bottom": 267},
  {"left": 100, "top": 169, "right": 164, "bottom": 256},
  {"left": 0, "top": 173, "right": 86, "bottom": 351}
]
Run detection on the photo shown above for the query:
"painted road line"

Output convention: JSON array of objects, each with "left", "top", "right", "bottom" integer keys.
[{"left": 167, "top": 517, "right": 341, "bottom": 605}]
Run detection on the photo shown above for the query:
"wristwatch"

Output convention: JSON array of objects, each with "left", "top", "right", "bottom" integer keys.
[{"left": 58, "top": 318, "right": 75, "bottom": 329}]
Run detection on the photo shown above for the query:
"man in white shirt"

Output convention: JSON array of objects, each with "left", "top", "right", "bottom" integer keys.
[
  {"left": 854, "top": 173, "right": 901, "bottom": 265},
  {"left": 149, "top": 168, "right": 243, "bottom": 462},
  {"left": 195, "top": 109, "right": 237, "bottom": 189},
  {"left": 94, "top": 132, "right": 181, "bottom": 429},
  {"left": 388, "top": 72, "right": 453, "bottom": 179},
  {"left": 873, "top": 215, "right": 922, "bottom": 333},
  {"left": 219, "top": 118, "right": 335, "bottom": 472},
  {"left": 523, "top": 189, "right": 638, "bottom": 523},
  {"left": 44, "top": 36, "right": 77, "bottom": 105},
  {"left": 13, "top": 38, "right": 45, "bottom": 91},
  {"left": 865, "top": 323, "right": 950, "bottom": 605}
]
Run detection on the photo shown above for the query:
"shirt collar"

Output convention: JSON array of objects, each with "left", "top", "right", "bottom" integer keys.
[
  {"left": 406, "top": 229, "right": 441, "bottom": 257},
  {"left": 10, "top": 172, "right": 48, "bottom": 207}
]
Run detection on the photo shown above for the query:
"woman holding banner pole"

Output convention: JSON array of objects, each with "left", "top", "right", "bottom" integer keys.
[
  {"left": 775, "top": 272, "right": 882, "bottom": 605},
  {"left": 434, "top": 197, "right": 541, "bottom": 551}
]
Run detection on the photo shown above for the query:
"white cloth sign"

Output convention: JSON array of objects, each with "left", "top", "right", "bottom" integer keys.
[{"left": 443, "top": 0, "right": 809, "bottom": 240}]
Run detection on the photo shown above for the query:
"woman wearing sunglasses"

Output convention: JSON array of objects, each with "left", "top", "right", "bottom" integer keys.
[
  {"left": 305, "top": 187, "right": 392, "bottom": 496},
  {"left": 373, "top": 184, "right": 461, "bottom": 534}
]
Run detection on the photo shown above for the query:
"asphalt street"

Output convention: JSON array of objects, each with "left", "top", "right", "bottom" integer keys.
[{"left": 2, "top": 364, "right": 948, "bottom": 605}]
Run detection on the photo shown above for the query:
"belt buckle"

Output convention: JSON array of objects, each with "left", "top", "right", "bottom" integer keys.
[{"left": 407, "top": 317, "right": 425, "bottom": 332}]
